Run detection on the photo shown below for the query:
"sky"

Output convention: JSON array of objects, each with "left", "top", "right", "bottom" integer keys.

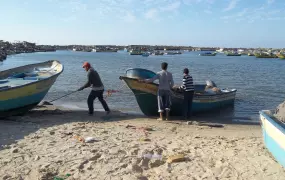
[{"left": 0, "top": 0, "right": 284, "bottom": 48}]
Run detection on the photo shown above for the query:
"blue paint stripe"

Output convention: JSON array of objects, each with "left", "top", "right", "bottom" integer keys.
[
  {"left": 0, "top": 89, "right": 49, "bottom": 111},
  {"left": 262, "top": 128, "right": 285, "bottom": 168}
]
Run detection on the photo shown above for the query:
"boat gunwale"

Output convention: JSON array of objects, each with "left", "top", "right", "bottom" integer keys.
[
  {"left": 259, "top": 110, "right": 285, "bottom": 134},
  {"left": 0, "top": 60, "right": 64, "bottom": 93},
  {"left": 119, "top": 76, "right": 237, "bottom": 97}
]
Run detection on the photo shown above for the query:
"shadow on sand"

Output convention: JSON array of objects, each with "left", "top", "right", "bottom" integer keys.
[{"left": 0, "top": 104, "right": 260, "bottom": 149}]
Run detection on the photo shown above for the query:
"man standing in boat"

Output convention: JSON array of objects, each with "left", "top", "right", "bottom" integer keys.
[
  {"left": 77, "top": 62, "right": 110, "bottom": 116},
  {"left": 178, "top": 68, "right": 194, "bottom": 120},
  {"left": 140, "top": 62, "right": 174, "bottom": 120}
]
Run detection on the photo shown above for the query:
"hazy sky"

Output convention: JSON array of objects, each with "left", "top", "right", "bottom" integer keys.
[{"left": 0, "top": 0, "right": 284, "bottom": 48}]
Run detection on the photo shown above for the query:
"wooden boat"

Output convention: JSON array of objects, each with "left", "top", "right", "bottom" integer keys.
[
  {"left": 259, "top": 110, "right": 285, "bottom": 168},
  {"left": 142, "top": 53, "right": 150, "bottom": 57},
  {"left": 130, "top": 50, "right": 143, "bottom": 55},
  {"left": 254, "top": 53, "right": 278, "bottom": 58},
  {"left": 0, "top": 60, "right": 63, "bottom": 117},
  {"left": 278, "top": 54, "right": 285, "bottom": 59},
  {"left": 199, "top": 52, "right": 216, "bottom": 56},
  {"left": 119, "top": 68, "right": 237, "bottom": 116},
  {"left": 225, "top": 52, "right": 241, "bottom": 56}
]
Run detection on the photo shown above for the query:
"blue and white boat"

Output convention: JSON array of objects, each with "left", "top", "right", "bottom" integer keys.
[
  {"left": 142, "top": 52, "right": 150, "bottom": 57},
  {"left": 259, "top": 110, "right": 285, "bottom": 168}
]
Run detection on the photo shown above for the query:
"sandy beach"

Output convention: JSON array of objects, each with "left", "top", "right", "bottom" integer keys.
[{"left": 0, "top": 105, "right": 284, "bottom": 180}]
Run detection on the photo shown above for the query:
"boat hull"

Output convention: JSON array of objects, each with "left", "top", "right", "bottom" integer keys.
[
  {"left": 120, "top": 77, "right": 236, "bottom": 116},
  {"left": 259, "top": 110, "right": 285, "bottom": 168},
  {"left": 0, "top": 60, "right": 63, "bottom": 117}
]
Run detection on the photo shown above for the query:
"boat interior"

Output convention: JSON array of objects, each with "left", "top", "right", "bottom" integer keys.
[{"left": 0, "top": 67, "right": 58, "bottom": 91}]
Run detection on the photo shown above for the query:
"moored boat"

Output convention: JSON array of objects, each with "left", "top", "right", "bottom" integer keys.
[
  {"left": 278, "top": 54, "right": 285, "bottom": 59},
  {"left": 248, "top": 53, "right": 255, "bottom": 56},
  {"left": 0, "top": 60, "right": 64, "bottom": 117},
  {"left": 119, "top": 68, "right": 237, "bottom": 116},
  {"left": 225, "top": 52, "right": 241, "bottom": 56},
  {"left": 142, "top": 52, "right": 150, "bottom": 57},
  {"left": 259, "top": 110, "right": 285, "bottom": 168},
  {"left": 254, "top": 53, "right": 278, "bottom": 58},
  {"left": 130, "top": 50, "right": 143, "bottom": 55},
  {"left": 199, "top": 52, "right": 216, "bottom": 56}
]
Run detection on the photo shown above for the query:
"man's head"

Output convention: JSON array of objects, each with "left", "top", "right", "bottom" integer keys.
[
  {"left": 161, "top": 62, "right": 168, "bottom": 70},
  {"left": 82, "top": 62, "right": 91, "bottom": 71},
  {"left": 183, "top": 68, "right": 189, "bottom": 75}
]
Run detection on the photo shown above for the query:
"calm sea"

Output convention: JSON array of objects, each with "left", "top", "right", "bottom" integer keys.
[{"left": 1, "top": 50, "right": 285, "bottom": 122}]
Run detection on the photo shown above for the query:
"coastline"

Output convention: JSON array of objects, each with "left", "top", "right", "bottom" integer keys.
[{"left": 0, "top": 105, "right": 284, "bottom": 179}]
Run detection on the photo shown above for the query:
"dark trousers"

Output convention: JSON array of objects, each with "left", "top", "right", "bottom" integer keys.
[
  {"left": 183, "top": 91, "right": 194, "bottom": 119},
  {"left": 87, "top": 90, "right": 110, "bottom": 114}
]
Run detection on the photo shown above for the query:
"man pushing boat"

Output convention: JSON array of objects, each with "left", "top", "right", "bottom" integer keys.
[
  {"left": 139, "top": 62, "right": 174, "bottom": 120},
  {"left": 77, "top": 62, "right": 110, "bottom": 116}
]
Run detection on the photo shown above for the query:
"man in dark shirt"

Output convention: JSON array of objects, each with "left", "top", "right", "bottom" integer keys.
[
  {"left": 179, "top": 68, "right": 194, "bottom": 120},
  {"left": 77, "top": 62, "right": 110, "bottom": 115}
]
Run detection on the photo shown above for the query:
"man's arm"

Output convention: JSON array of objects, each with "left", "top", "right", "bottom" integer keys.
[
  {"left": 143, "top": 74, "right": 159, "bottom": 83},
  {"left": 169, "top": 73, "right": 174, "bottom": 88},
  {"left": 78, "top": 72, "right": 91, "bottom": 91}
]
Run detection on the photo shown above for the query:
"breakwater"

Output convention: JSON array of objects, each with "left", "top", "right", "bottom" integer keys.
[{"left": 0, "top": 40, "right": 56, "bottom": 62}]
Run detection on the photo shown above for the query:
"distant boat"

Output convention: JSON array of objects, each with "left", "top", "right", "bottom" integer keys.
[
  {"left": 254, "top": 53, "right": 278, "bottom": 58},
  {"left": 93, "top": 49, "right": 118, "bottom": 52},
  {"left": 0, "top": 60, "right": 63, "bottom": 117},
  {"left": 151, "top": 51, "right": 164, "bottom": 56},
  {"left": 278, "top": 54, "right": 285, "bottom": 59},
  {"left": 130, "top": 50, "right": 143, "bottom": 55},
  {"left": 199, "top": 52, "right": 216, "bottom": 56},
  {"left": 216, "top": 48, "right": 224, "bottom": 53},
  {"left": 164, "top": 51, "right": 182, "bottom": 55},
  {"left": 142, "top": 52, "right": 150, "bottom": 57},
  {"left": 259, "top": 110, "right": 285, "bottom": 168},
  {"left": 248, "top": 53, "right": 255, "bottom": 56},
  {"left": 225, "top": 52, "right": 241, "bottom": 56}
]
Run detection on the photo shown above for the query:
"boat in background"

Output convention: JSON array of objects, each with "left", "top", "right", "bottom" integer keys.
[
  {"left": 129, "top": 50, "right": 143, "bottom": 55},
  {"left": 255, "top": 53, "right": 278, "bottom": 58},
  {"left": 142, "top": 52, "right": 150, "bottom": 57},
  {"left": 119, "top": 68, "right": 237, "bottom": 116},
  {"left": 248, "top": 53, "right": 255, "bottom": 56},
  {"left": 199, "top": 52, "right": 216, "bottom": 56},
  {"left": 278, "top": 54, "right": 285, "bottom": 59},
  {"left": 0, "top": 60, "right": 63, "bottom": 117},
  {"left": 259, "top": 110, "right": 285, "bottom": 168},
  {"left": 225, "top": 52, "right": 241, "bottom": 56}
]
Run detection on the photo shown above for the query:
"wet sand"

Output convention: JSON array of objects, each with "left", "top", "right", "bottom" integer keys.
[{"left": 0, "top": 105, "right": 284, "bottom": 180}]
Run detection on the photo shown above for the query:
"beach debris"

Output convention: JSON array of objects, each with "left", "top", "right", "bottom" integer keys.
[
  {"left": 40, "top": 101, "right": 53, "bottom": 106},
  {"left": 34, "top": 155, "right": 40, "bottom": 161},
  {"left": 84, "top": 137, "right": 97, "bottom": 143},
  {"left": 54, "top": 173, "right": 71, "bottom": 180},
  {"left": 139, "top": 138, "right": 151, "bottom": 142},
  {"left": 11, "top": 148, "right": 19, "bottom": 153},
  {"left": 73, "top": 135, "right": 85, "bottom": 142},
  {"left": 166, "top": 154, "right": 186, "bottom": 163},
  {"left": 141, "top": 153, "right": 163, "bottom": 160}
]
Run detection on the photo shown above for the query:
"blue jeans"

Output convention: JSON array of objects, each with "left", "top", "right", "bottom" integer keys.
[
  {"left": 183, "top": 91, "right": 194, "bottom": 119},
  {"left": 157, "top": 90, "right": 171, "bottom": 113}
]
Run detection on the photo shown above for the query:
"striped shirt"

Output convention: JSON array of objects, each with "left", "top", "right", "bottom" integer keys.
[{"left": 180, "top": 74, "right": 194, "bottom": 91}]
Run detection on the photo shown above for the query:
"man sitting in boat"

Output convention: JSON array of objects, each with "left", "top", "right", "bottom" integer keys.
[{"left": 139, "top": 62, "right": 174, "bottom": 121}]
